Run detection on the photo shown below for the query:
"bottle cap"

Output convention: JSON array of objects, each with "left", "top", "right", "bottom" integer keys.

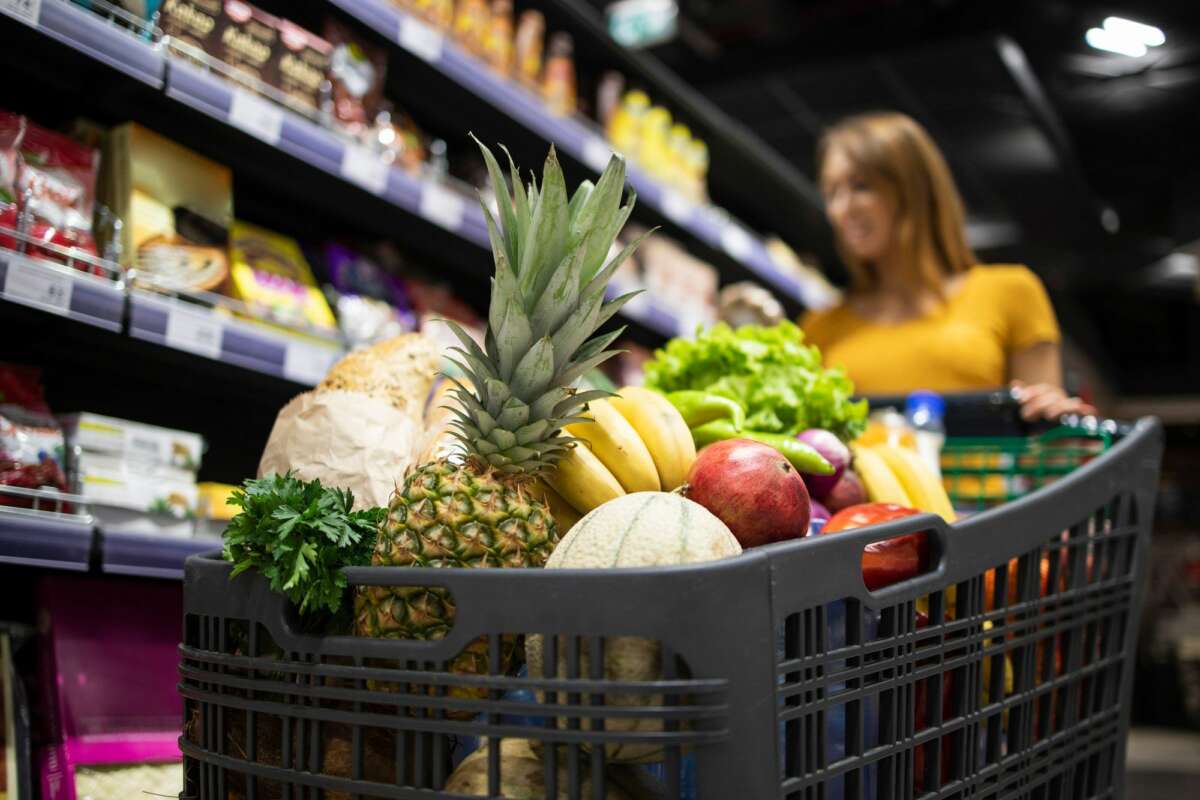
[{"left": 905, "top": 390, "right": 945, "bottom": 419}]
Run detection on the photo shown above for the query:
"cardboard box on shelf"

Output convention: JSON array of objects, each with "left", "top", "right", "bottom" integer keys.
[
  {"left": 72, "top": 451, "right": 198, "bottom": 518},
  {"left": 60, "top": 412, "right": 203, "bottom": 471}
]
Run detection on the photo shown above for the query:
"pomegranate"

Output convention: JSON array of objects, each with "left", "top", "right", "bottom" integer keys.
[{"left": 682, "top": 438, "right": 811, "bottom": 548}]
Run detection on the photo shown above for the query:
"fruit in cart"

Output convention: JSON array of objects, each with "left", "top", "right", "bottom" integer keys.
[
  {"left": 796, "top": 428, "right": 850, "bottom": 500},
  {"left": 681, "top": 438, "right": 811, "bottom": 548},
  {"left": 354, "top": 141, "right": 648, "bottom": 700},
  {"left": 606, "top": 386, "right": 697, "bottom": 490},
  {"left": 526, "top": 492, "right": 740, "bottom": 762},
  {"left": 564, "top": 398, "right": 661, "bottom": 493},
  {"left": 531, "top": 479, "right": 584, "bottom": 534},
  {"left": 849, "top": 443, "right": 912, "bottom": 506},
  {"left": 445, "top": 738, "right": 634, "bottom": 798},
  {"left": 544, "top": 439, "right": 626, "bottom": 513},
  {"left": 810, "top": 499, "right": 831, "bottom": 526},
  {"left": 869, "top": 443, "right": 956, "bottom": 521},
  {"left": 822, "top": 502, "right": 926, "bottom": 590},
  {"left": 824, "top": 468, "right": 867, "bottom": 512},
  {"left": 691, "top": 420, "right": 834, "bottom": 476}
]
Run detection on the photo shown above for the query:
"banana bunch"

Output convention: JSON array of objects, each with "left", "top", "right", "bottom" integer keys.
[
  {"left": 851, "top": 442, "right": 956, "bottom": 522},
  {"left": 540, "top": 386, "right": 696, "bottom": 532}
]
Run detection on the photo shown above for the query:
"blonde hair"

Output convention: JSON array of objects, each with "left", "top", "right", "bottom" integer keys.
[{"left": 817, "top": 111, "right": 976, "bottom": 295}]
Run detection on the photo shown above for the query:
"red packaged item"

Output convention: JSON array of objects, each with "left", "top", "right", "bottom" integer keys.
[
  {"left": 0, "top": 111, "right": 101, "bottom": 271},
  {"left": 0, "top": 363, "right": 69, "bottom": 504}
]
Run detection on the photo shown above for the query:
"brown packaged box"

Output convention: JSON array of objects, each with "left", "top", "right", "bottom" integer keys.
[
  {"left": 269, "top": 19, "right": 332, "bottom": 113},
  {"left": 160, "top": 0, "right": 278, "bottom": 85}
]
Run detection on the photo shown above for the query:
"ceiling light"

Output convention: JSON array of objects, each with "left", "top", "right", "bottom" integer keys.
[
  {"left": 1086, "top": 27, "right": 1147, "bottom": 57},
  {"left": 1103, "top": 16, "right": 1165, "bottom": 47}
]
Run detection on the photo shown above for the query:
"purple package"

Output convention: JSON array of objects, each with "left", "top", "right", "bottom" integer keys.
[{"left": 324, "top": 243, "right": 418, "bottom": 346}]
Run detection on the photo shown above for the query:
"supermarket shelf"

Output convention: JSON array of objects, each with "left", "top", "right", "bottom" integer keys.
[
  {"left": 99, "top": 527, "right": 220, "bottom": 580},
  {"left": 331, "top": 0, "right": 828, "bottom": 308},
  {"left": 30, "top": 0, "right": 165, "bottom": 88},
  {"left": 0, "top": 250, "right": 124, "bottom": 332},
  {"left": 0, "top": 488, "right": 95, "bottom": 572}
]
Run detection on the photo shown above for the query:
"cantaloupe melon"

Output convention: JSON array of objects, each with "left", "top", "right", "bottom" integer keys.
[
  {"left": 444, "top": 738, "right": 633, "bottom": 798},
  {"left": 526, "top": 492, "right": 741, "bottom": 763}
]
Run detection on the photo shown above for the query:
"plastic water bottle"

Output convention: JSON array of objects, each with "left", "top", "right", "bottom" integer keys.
[{"left": 905, "top": 390, "right": 946, "bottom": 480}]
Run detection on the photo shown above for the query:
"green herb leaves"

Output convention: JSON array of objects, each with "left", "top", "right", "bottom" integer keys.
[{"left": 222, "top": 473, "right": 385, "bottom": 615}]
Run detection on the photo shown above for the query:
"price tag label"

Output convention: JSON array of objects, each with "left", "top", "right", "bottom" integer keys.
[
  {"left": 165, "top": 303, "right": 222, "bottom": 359},
  {"left": 581, "top": 138, "right": 613, "bottom": 173},
  {"left": 228, "top": 88, "right": 284, "bottom": 146},
  {"left": 341, "top": 144, "right": 389, "bottom": 196},
  {"left": 720, "top": 224, "right": 754, "bottom": 261},
  {"left": 660, "top": 190, "right": 694, "bottom": 226},
  {"left": 419, "top": 182, "right": 465, "bottom": 232},
  {"left": 0, "top": 0, "right": 40, "bottom": 26},
  {"left": 283, "top": 340, "right": 339, "bottom": 386},
  {"left": 4, "top": 255, "right": 72, "bottom": 315},
  {"left": 398, "top": 16, "right": 444, "bottom": 62}
]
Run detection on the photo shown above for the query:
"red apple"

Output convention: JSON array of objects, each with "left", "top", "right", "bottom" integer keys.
[
  {"left": 823, "top": 502, "right": 925, "bottom": 590},
  {"left": 683, "top": 438, "right": 811, "bottom": 548},
  {"left": 824, "top": 469, "right": 867, "bottom": 512}
]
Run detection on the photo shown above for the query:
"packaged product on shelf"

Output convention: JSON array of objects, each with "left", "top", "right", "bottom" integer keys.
[
  {"left": 72, "top": 451, "right": 198, "bottom": 519},
  {"left": 161, "top": 0, "right": 280, "bottom": 86},
  {"left": 718, "top": 281, "right": 786, "bottom": 328},
  {"left": 764, "top": 236, "right": 842, "bottom": 309},
  {"left": 686, "top": 135, "right": 710, "bottom": 200},
  {"left": 667, "top": 122, "right": 693, "bottom": 193},
  {"left": 482, "top": 0, "right": 514, "bottom": 75},
  {"left": 607, "top": 88, "right": 649, "bottom": 158},
  {"left": 228, "top": 220, "right": 338, "bottom": 331},
  {"left": 452, "top": 0, "right": 491, "bottom": 56},
  {"left": 513, "top": 9, "right": 545, "bottom": 89},
  {"left": 541, "top": 32, "right": 578, "bottom": 116},
  {"left": 399, "top": 0, "right": 454, "bottom": 30},
  {"left": 268, "top": 18, "right": 333, "bottom": 115},
  {"left": 373, "top": 103, "right": 427, "bottom": 173},
  {"left": 324, "top": 17, "right": 388, "bottom": 136},
  {"left": 596, "top": 70, "right": 625, "bottom": 131},
  {"left": 0, "top": 364, "right": 68, "bottom": 500},
  {"left": 59, "top": 412, "right": 204, "bottom": 470},
  {"left": 99, "top": 123, "right": 232, "bottom": 289},
  {"left": 638, "top": 104, "right": 673, "bottom": 180},
  {"left": 0, "top": 111, "right": 101, "bottom": 267},
  {"left": 323, "top": 242, "right": 418, "bottom": 348},
  {"left": 640, "top": 232, "right": 719, "bottom": 329}
]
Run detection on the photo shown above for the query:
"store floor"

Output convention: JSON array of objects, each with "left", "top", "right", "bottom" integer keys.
[{"left": 1125, "top": 727, "right": 1200, "bottom": 798}]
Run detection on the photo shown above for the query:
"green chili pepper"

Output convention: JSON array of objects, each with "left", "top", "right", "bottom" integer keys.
[
  {"left": 666, "top": 391, "right": 745, "bottom": 430},
  {"left": 691, "top": 420, "right": 834, "bottom": 475}
]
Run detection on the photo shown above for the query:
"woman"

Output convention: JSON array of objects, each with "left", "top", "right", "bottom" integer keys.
[{"left": 802, "top": 111, "right": 1094, "bottom": 420}]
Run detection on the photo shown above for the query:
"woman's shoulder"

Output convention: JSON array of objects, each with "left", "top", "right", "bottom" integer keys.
[
  {"left": 800, "top": 302, "right": 856, "bottom": 347},
  {"left": 967, "top": 263, "right": 1048, "bottom": 295}
]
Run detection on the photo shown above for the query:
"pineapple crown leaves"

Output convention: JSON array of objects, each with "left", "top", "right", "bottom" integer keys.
[{"left": 437, "top": 136, "right": 651, "bottom": 475}]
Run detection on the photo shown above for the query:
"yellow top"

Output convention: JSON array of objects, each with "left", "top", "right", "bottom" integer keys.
[{"left": 801, "top": 265, "right": 1061, "bottom": 395}]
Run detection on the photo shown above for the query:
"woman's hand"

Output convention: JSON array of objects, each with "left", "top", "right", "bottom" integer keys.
[{"left": 1011, "top": 380, "right": 1097, "bottom": 421}]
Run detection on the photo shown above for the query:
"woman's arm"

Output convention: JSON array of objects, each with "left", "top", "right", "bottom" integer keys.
[{"left": 1009, "top": 341, "right": 1097, "bottom": 420}]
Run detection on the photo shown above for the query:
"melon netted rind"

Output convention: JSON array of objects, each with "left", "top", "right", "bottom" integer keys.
[
  {"left": 444, "top": 738, "right": 634, "bottom": 798},
  {"left": 526, "top": 492, "right": 741, "bottom": 762}
]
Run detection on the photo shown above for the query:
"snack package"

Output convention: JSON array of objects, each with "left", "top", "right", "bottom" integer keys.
[
  {"left": 228, "top": 220, "right": 337, "bottom": 331},
  {"left": 324, "top": 243, "right": 418, "bottom": 348},
  {"left": 373, "top": 104, "right": 427, "bottom": 173},
  {"left": 0, "top": 112, "right": 101, "bottom": 267},
  {"left": 270, "top": 19, "right": 332, "bottom": 114},
  {"left": 0, "top": 364, "right": 68, "bottom": 500},
  {"left": 323, "top": 18, "right": 388, "bottom": 136},
  {"left": 160, "top": 0, "right": 279, "bottom": 85}
]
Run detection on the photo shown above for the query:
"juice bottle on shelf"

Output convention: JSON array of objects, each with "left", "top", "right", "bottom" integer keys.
[
  {"left": 667, "top": 123, "right": 692, "bottom": 191},
  {"left": 409, "top": 0, "right": 454, "bottom": 29},
  {"left": 596, "top": 70, "right": 625, "bottom": 132},
  {"left": 638, "top": 105, "right": 672, "bottom": 180},
  {"left": 513, "top": 10, "right": 545, "bottom": 90},
  {"left": 542, "top": 32, "right": 577, "bottom": 116},
  {"left": 452, "top": 0, "right": 490, "bottom": 56},
  {"left": 905, "top": 390, "right": 946, "bottom": 479},
  {"left": 482, "top": 0, "right": 514, "bottom": 75},
  {"left": 686, "top": 137, "right": 709, "bottom": 201},
  {"left": 608, "top": 89, "right": 650, "bottom": 158}
]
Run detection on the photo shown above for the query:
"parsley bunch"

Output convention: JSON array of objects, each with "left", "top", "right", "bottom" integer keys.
[{"left": 223, "top": 473, "right": 386, "bottom": 615}]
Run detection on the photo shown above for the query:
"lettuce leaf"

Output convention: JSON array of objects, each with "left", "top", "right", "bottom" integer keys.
[{"left": 643, "top": 321, "right": 867, "bottom": 441}]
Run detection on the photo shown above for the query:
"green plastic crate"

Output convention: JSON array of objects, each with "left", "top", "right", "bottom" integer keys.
[{"left": 941, "top": 424, "right": 1113, "bottom": 510}]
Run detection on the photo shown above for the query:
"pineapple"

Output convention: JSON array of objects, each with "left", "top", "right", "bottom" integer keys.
[{"left": 354, "top": 139, "right": 647, "bottom": 703}]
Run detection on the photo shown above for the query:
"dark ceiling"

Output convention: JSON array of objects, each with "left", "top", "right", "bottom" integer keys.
[{"left": 589, "top": 0, "right": 1200, "bottom": 396}]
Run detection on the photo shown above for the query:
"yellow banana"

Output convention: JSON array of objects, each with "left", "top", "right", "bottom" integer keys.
[
  {"left": 871, "top": 444, "right": 956, "bottom": 522},
  {"left": 606, "top": 386, "right": 696, "bottom": 490},
  {"left": 531, "top": 479, "right": 584, "bottom": 535},
  {"left": 850, "top": 444, "right": 912, "bottom": 506},
  {"left": 544, "top": 442, "right": 624, "bottom": 514},
  {"left": 565, "top": 399, "right": 661, "bottom": 493}
]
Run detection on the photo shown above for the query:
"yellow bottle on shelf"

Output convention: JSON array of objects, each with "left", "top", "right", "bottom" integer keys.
[
  {"left": 638, "top": 105, "right": 672, "bottom": 180},
  {"left": 607, "top": 89, "right": 649, "bottom": 158},
  {"left": 685, "top": 137, "right": 709, "bottom": 201},
  {"left": 667, "top": 123, "right": 692, "bottom": 191}
]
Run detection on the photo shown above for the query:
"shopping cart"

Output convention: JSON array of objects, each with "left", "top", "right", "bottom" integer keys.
[{"left": 178, "top": 398, "right": 1162, "bottom": 799}]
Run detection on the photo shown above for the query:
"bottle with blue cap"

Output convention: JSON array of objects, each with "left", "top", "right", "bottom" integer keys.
[{"left": 905, "top": 390, "right": 945, "bottom": 480}]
